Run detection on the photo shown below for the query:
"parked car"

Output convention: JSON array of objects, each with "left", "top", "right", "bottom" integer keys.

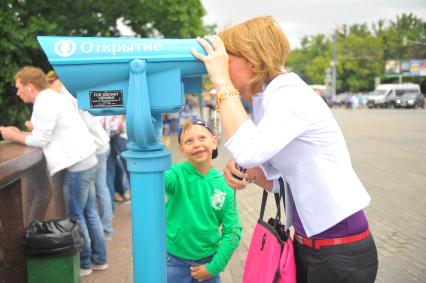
[
  {"left": 367, "top": 83, "right": 421, "bottom": 108},
  {"left": 394, "top": 92, "right": 425, "bottom": 108}
]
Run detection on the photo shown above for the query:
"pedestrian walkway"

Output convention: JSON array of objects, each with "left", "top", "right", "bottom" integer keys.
[
  {"left": 82, "top": 109, "right": 426, "bottom": 282},
  {"left": 80, "top": 200, "right": 133, "bottom": 283}
]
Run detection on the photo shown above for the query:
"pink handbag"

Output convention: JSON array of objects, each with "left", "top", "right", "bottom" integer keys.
[{"left": 243, "top": 179, "right": 296, "bottom": 283}]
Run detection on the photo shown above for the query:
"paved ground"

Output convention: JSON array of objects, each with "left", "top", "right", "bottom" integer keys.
[{"left": 82, "top": 108, "right": 426, "bottom": 283}]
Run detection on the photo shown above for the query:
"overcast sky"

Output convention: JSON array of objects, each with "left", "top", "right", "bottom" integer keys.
[{"left": 200, "top": 0, "right": 426, "bottom": 48}]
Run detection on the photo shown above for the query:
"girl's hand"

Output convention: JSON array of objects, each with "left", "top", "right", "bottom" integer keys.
[{"left": 191, "top": 35, "right": 234, "bottom": 91}]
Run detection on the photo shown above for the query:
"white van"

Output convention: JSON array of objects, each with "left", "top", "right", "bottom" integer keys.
[{"left": 367, "top": 84, "right": 421, "bottom": 108}]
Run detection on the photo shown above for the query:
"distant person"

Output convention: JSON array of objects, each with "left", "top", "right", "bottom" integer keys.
[
  {"left": 351, "top": 94, "right": 359, "bottom": 109},
  {"left": 103, "top": 115, "right": 131, "bottom": 205},
  {"left": 178, "top": 94, "right": 200, "bottom": 127},
  {"left": 358, "top": 93, "right": 366, "bottom": 108},
  {"left": 345, "top": 92, "right": 353, "bottom": 109},
  {"left": 162, "top": 113, "right": 172, "bottom": 147},
  {"left": 165, "top": 118, "right": 241, "bottom": 282},
  {"left": 192, "top": 16, "right": 378, "bottom": 283},
  {"left": 46, "top": 70, "right": 114, "bottom": 240},
  {"left": 0, "top": 66, "right": 108, "bottom": 276}
]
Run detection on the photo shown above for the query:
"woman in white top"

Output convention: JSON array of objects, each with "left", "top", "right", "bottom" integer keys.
[{"left": 192, "top": 16, "right": 378, "bottom": 283}]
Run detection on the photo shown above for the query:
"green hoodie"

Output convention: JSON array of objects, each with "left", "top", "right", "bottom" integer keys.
[{"left": 165, "top": 161, "right": 242, "bottom": 276}]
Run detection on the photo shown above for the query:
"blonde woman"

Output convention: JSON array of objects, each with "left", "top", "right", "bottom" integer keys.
[{"left": 192, "top": 16, "right": 378, "bottom": 283}]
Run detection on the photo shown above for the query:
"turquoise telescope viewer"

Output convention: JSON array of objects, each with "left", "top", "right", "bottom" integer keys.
[{"left": 37, "top": 36, "right": 208, "bottom": 282}]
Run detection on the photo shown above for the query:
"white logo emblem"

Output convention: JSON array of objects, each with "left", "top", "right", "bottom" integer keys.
[
  {"left": 54, "top": 40, "right": 77, "bottom": 57},
  {"left": 211, "top": 189, "right": 226, "bottom": 210}
]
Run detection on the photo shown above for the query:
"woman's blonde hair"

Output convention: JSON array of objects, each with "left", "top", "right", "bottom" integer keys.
[
  {"left": 14, "top": 66, "right": 48, "bottom": 91},
  {"left": 219, "top": 16, "right": 290, "bottom": 93}
]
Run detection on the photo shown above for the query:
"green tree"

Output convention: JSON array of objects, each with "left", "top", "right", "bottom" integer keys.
[
  {"left": 287, "top": 13, "right": 426, "bottom": 94},
  {"left": 128, "top": 0, "right": 207, "bottom": 37},
  {"left": 288, "top": 34, "right": 331, "bottom": 84},
  {"left": 337, "top": 24, "right": 383, "bottom": 91},
  {"left": 377, "top": 13, "right": 426, "bottom": 60},
  {"left": 0, "top": 0, "right": 207, "bottom": 133},
  {"left": 373, "top": 13, "right": 425, "bottom": 87}
]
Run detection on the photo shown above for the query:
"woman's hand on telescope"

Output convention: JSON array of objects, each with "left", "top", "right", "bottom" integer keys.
[{"left": 191, "top": 35, "right": 234, "bottom": 91}]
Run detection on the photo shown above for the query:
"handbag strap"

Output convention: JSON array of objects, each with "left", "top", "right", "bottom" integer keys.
[
  {"left": 273, "top": 190, "right": 281, "bottom": 221},
  {"left": 278, "top": 177, "right": 286, "bottom": 210},
  {"left": 259, "top": 189, "right": 269, "bottom": 221},
  {"left": 259, "top": 177, "right": 286, "bottom": 222}
]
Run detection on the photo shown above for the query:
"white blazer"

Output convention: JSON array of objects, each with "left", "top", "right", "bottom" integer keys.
[{"left": 225, "top": 73, "right": 371, "bottom": 237}]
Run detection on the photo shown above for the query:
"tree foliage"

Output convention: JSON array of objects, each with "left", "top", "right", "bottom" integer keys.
[
  {"left": 287, "top": 13, "right": 426, "bottom": 93},
  {"left": 0, "top": 0, "right": 208, "bottom": 131}
]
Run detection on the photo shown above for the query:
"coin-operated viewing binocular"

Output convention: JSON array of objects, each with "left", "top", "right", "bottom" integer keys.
[
  {"left": 38, "top": 36, "right": 209, "bottom": 283},
  {"left": 37, "top": 36, "right": 207, "bottom": 150}
]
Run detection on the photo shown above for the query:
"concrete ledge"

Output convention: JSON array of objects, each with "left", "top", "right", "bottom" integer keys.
[
  {"left": 0, "top": 141, "right": 43, "bottom": 190},
  {"left": 0, "top": 141, "right": 65, "bottom": 282}
]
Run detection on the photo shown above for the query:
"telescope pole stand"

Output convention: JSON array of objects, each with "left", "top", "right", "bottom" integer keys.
[{"left": 122, "top": 148, "right": 170, "bottom": 283}]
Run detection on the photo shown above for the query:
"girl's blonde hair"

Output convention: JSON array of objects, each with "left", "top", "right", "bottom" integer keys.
[{"left": 219, "top": 16, "right": 290, "bottom": 93}]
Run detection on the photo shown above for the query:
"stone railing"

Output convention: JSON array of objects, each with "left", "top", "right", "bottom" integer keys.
[{"left": 0, "top": 141, "right": 65, "bottom": 282}]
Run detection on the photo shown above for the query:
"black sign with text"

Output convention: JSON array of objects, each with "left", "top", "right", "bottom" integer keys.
[{"left": 90, "top": 90, "right": 124, "bottom": 108}]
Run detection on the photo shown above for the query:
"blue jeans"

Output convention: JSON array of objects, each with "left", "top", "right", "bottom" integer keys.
[
  {"left": 96, "top": 148, "right": 113, "bottom": 237},
  {"left": 107, "top": 153, "right": 130, "bottom": 212},
  {"left": 167, "top": 253, "right": 220, "bottom": 283},
  {"left": 63, "top": 166, "right": 107, "bottom": 269},
  {"left": 107, "top": 136, "right": 130, "bottom": 212}
]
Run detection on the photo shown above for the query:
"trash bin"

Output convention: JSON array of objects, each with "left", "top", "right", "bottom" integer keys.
[{"left": 23, "top": 218, "right": 82, "bottom": 283}]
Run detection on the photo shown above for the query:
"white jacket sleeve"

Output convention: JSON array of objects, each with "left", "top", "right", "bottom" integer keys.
[
  {"left": 225, "top": 86, "right": 309, "bottom": 169},
  {"left": 25, "top": 97, "right": 59, "bottom": 148}
]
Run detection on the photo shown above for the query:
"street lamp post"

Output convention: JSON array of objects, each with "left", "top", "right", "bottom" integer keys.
[{"left": 332, "top": 30, "right": 337, "bottom": 99}]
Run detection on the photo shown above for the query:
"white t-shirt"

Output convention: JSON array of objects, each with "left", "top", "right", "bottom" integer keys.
[
  {"left": 60, "top": 87, "right": 110, "bottom": 155},
  {"left": 25, "top": 89, "right": 97, "bottom": 175},
  {"left": 225, "top": 73, "right": 371, "bottom": 237}
]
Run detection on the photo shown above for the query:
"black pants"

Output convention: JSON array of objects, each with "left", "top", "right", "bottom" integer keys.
[{"left": 294, "top": 234, "right": 378, "bottom": 283}]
